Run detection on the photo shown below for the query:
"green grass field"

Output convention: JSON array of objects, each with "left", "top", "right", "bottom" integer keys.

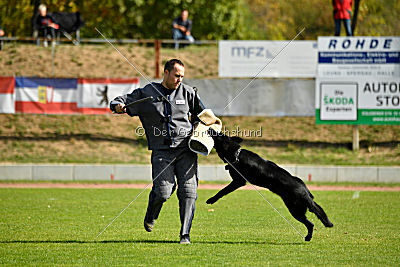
[{"left": 0, "top": 188, "right": 399, "bottom": 266}]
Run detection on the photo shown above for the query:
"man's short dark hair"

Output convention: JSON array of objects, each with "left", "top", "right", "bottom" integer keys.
[{"left": 164, "top": 59, "right": 184, "bottom": 72}]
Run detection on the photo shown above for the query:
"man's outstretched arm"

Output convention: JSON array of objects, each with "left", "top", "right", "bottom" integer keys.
[{"left": 110, "top": 89, "right": 142, "bottom": 115}]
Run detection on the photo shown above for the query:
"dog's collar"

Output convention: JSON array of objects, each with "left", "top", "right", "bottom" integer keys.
[{"left": 232, "top": 148, "right": 241, "bottom": 164}]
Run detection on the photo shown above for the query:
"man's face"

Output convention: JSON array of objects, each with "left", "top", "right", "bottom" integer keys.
[
  {"left": 181, "top": 10, "right": 188, "bottom": 21},
  {"left": 163, "top": 64, "right": 184, "bottom": 90},
  {"left": 39, "top": 7, "right": 47, "bottom": 16}
]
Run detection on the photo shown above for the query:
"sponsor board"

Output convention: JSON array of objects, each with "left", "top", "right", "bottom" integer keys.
[
  {"left": 219, "top": 40, "right": 317, "bottom": 78},
  {"left": 316, "top": 37, "right": 400, "bottom": 125}
]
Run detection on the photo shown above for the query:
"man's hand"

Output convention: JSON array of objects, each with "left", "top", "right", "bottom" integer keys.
[
  {"left": 173, "top": 24, "right": 187, "bottom": 33},
  {"left": 180, "top": 26, "right": 187, "bottom": 33},
  {"left": 49, "top": 23, "right": 58, "bottom": 29},
  {"left": 115, "top": 104, "right": 126, "bottom": 113}
]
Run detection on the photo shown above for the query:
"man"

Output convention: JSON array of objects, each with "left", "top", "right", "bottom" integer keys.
[
  {"left": 332, "top": 0, "right": 353, "bottom": 36},
  {"left": 172, "top": 9, "right": 195, "bottom": 50},
  {"left": 0, "top": 26, "right": 4, "bottom": 50},
  {"left": 110, "top": 59, "right": 205, "bottom": 244},
  {"left": 34, "top": 4, "right": 59, "bottom": 46}
]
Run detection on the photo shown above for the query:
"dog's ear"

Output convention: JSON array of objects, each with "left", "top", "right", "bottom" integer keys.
[{"left": 230, "top": 136, "right": 243, "bottom": 144}]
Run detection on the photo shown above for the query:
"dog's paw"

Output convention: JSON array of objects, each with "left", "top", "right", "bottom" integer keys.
[
  {"left": 206, "top": 198, "right": 216, "bottom": 204},
  {"left": 304, "top": 235, "right": 312, "bottom": 242}
]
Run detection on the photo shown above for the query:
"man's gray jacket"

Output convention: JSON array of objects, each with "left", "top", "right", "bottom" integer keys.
[{"left": 110, "top": 82, "right": 204, "bottom": 150}]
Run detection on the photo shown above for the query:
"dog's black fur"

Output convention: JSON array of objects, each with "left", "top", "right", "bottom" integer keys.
[{"left": 207, "top": 130, "right": 333, "bottom": 241}]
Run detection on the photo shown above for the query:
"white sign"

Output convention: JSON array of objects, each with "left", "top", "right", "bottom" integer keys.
[
  {"left": 77, "top": 78, "right": 139, "bottom": 108},
  {"left": 317, "top": 37, "right": 400, "bottom": 78},
  {"left": 219, "top": 40, "right": 318, "bottom": 78},
  {"left": 320, "top": 83, "right": 357, "bottom": 121},
  {"left": 316, "top": 37, "right": 400, "bottom": 125}
]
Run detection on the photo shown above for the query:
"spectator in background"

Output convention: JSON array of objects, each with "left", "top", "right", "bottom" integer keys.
[
  {"left": 33, "top": 4, "right": 59, "bottom": 46},
  {"left": 0, "top": 26, "right": 4, "bottom": 50},
  {"left": 332, "top": 0, "right": 353, "bottom": 36},
  {"left": 172, "top": 9, "right": 195, "bottom": 50}
]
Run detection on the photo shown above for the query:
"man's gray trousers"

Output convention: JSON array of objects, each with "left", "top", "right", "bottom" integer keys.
[{"left": 144, "top": 147, "right": 198, "bottom": 237}]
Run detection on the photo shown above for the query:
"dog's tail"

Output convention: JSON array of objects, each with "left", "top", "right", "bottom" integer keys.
[{"left": 308, "top": 200, "right": 334, "bottom": 228}]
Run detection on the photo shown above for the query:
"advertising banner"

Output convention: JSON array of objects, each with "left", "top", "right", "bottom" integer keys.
[
  {"left": 219, "top": 40, "right": 317, "bottom": 78},
  {"left": 315, "top": 37, "right": 400, "bottom": 125}
]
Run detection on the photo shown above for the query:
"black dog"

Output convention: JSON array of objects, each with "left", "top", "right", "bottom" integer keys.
[{"left": 206, "top": 130, "right": 333, "bottom": 241}]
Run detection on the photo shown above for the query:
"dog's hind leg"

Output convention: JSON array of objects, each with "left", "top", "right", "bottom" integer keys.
[
  {"left": 285, "top": 202, "right": 314, "bottom": 241},
  {"left": 206, "top": 181, "right": 245, "bottom": 204},
  {"left": 297, "top": 215, "right": 314, "bottom": 241},
  {"left": 308, "top": 201, "right": 334, "bottom": 228}
]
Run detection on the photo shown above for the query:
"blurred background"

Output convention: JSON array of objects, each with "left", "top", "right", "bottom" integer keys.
[{"left": 0, "top": 0, "right": 399, "bottom": 39}]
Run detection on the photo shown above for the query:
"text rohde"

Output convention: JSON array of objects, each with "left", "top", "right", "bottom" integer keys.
[{"left": 328, "top": 38, "right": 393, "bottom": 50}]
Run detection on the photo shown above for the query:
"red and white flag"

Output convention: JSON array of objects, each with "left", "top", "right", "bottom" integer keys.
[
  {"left": 2, "top": 77, "right": 140, "bottom": 114},
  {"left": 77, "top": 78, "right": 140, "bottom": 114},
  {"left": 0, "top": 77, "right": 15, "bottom": 114},
  {"left": 15, "top": 77, "right": 78, "bottom": 114}
]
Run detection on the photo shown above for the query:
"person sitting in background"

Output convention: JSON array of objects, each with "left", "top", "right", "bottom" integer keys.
[
  {"left": 34, "top": 4, "right": 59, "bottom": 46},
  {"left": 332, "top": 0, "right": 353, "bottom": 36},
  {"left": 172, "top": 9, "right": 195, "bottom": 50},
  {"left": 0, "top": 26, "right": 4, "bottom": 50}
]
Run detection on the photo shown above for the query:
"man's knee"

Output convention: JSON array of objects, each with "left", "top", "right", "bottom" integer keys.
[
  {"left": 153, "top": 186, "right": 175, "bottom": 202},
  {"left": 172, "top": 29, "right": 182, "bottom": 40},
  {"left": 344, "top": 19, "right": 352, "bottom": 36},
  {"left": 177, "top": 181, "right": 197, "bottom": 199},
  {"left": 185, "top": 35, "right": 195, "bottom": 42}
]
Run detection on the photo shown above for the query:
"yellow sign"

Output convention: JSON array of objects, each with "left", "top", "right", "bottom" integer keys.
[{"left": 38, "top": 86, "right": 47, "bottom": 104}]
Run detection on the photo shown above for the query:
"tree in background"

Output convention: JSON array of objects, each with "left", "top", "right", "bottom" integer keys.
[
  {"left": 246, "top": 0, "right": 400, "bottom": 39},
  {"left": 0, "top": 0, "right": 34, "bottom": 36},
  {"left": 0, "top": 0, "right": 260, "bottom": 39},
  {"left": 354, "top": 0, "right": 400, "bottom": 36},
  {"left": 76, "top": 0, "right": 262, "bottom": 40},
  {"left": 0, "top": 0, "right": 398, "bottom": 39}
]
